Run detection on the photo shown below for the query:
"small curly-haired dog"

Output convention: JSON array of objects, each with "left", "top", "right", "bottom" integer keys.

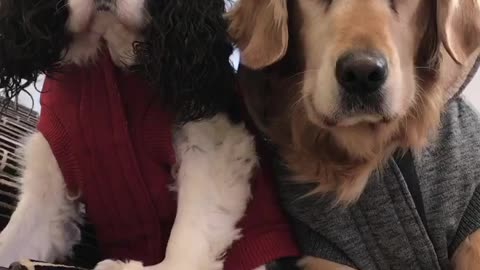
[{"left": 0, "top": 1, "right": 265, "bottom": 269}]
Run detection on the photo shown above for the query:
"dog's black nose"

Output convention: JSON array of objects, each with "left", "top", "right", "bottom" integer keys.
[{"left": 335, "top": 51, "right": 388, "bottom": 94}]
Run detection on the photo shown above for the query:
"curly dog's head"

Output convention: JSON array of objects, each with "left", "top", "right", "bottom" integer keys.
[
  {"left": 0, "top": 0, "right": 235, "bottom": 121},
  {"left": 135, "top": 0, "right": 236, "bottom": 122}
]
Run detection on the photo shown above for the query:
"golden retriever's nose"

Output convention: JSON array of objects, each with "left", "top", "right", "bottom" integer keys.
[{"left": 335, "top": 51, "right": 388, "bottom": 94}]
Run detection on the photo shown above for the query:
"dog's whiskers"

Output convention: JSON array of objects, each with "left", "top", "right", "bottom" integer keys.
[
  {"left": 285, "top": 68, "right": 322, "bottom": 82},
  {"left": 290, "top": 87, "right": 310, "bottom": 111},
  {"left": 415, "top": 65, "right": 438, "bottom": 74}
]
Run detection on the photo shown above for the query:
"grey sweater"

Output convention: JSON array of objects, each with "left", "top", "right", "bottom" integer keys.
[{"left": 276, "top": 97, "right": 480, "bottom": 270}]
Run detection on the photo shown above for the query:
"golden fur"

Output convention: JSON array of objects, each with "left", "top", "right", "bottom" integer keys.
[
  {"left": 229, "top": 0, "right": 480, "bottom": 204},
  {"left": 228, "top": 0, "right": 480, "bottom": 268}
]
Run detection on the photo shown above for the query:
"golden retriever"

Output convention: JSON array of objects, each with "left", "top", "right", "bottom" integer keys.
[{"left": 227, "top": 0, "right": 480, "bottom": 269}]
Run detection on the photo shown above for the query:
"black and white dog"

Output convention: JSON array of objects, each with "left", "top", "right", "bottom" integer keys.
[{"left": 0, "top": 1, "right": 262, "bottom": 269}]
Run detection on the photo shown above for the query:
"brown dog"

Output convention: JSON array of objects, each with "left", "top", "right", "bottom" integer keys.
[{"left": 228, "top": 0, "right": 480, "bottom": 269}]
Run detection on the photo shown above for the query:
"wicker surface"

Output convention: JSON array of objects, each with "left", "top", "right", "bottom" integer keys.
[
  {"left": 0, "top": 103, "right": 37, "bottom": 231},
  {"left": 0, "top": 101, "right": 100, "bottom": 269}
]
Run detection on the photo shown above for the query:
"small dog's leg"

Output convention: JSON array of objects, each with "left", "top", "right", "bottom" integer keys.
[
  {"left": 0, "top": 133, "right": 82, "bottom": 266},
  {"left": 159, "top": 115, "right": 257, "bottom": 270},
  {"left": 93, "top": 114, "right": 257, "bottom": 270},
  {"left": 94, "top": 260, "right": 144, "bottom": 270},
  {"left": 161, "top": 114, "right": 257, "bottom": 269},
  {"left": 452, "top": 229, "right": 480, "bottom": 270}
]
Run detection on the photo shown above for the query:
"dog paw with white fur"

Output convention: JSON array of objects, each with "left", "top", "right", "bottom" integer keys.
[
  {"left": 174, "top": 114, "right": 258, "bottom": 179},
  {"left": 94, "top": 260, "right": 143, "bottom": 270},
  {"left": 164, "top": 113, "right": 258, "bottom": 269},
  {"left": 175, "top": 113, "right": 258, "bottom": 223}
]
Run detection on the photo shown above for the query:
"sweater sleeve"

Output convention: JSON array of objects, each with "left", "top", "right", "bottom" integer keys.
[
  {"left": 446, "top": 98, "right": 480, "bottom": 258},
  {"left": 36, "top": 79, "right": 83, "bottom": 195},
  {"left": 449, "top": 185, "right": 480, "bottom": 257}
]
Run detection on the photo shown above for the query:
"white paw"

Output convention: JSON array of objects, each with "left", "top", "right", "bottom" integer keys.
[
  {"left": 95, "top": 260, "right": 143, "bottom": 270},
  {"left": 175, "top": 113, "right": 258, "bottom": 181},
  {"left": 170, "top": 113, "right": 258, "bottom": 269},
  {"left": 147, "top": 259, "right": 223, "bottom": 270},
  {"left": 145, "top": 261, "right": 190, "bottom": 270}
]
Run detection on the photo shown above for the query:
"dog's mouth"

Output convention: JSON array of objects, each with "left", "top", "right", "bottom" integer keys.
[
  {"left": 69, "top": 0, "right": 145, "bottom": 34},
  {"left": 324, "top": 114, "right": 393, "bottom": 128},
  {"left": 308, "top": 98, "right": 393, "bottom": 128},
  {"left": 73, "top": 10, "right": 141, "bottom": 36},
  {"left": 96, "top": 0, "right": 116, "bottom": 12},
  {"left": 96, "top": 5, "right": 112, "bottom": 12},
  {"left": 335, "top": 114, "right": 391, "bottom": 127}
]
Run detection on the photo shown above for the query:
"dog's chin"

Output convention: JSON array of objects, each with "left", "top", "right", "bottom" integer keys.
[
  {"left": 334, "top": 114, "right": 391, "bottom": 127},
  {"left": 311, "top": 109, "right": 394, "bottom": 129}
]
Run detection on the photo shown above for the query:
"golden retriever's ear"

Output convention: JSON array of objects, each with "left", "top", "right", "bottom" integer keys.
[
  {"left": 438, "top": 0, "right": 480, "bottom": 64},
  {"left": 227, "top": 0, "right": 288, "bottom": 69}
]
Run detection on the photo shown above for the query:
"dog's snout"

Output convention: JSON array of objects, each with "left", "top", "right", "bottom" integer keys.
[{"left": 335, "top": 51, "right": 388, "bottom": 94}]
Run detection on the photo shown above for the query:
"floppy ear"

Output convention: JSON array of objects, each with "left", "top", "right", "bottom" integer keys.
[
  {"left": 227, "top": 0, "right": 288, "bottom": 70},
  {"left": 438, "top": 0, "right": 480, "bottom": 64},
  {"left": 133, "top": 0, "right": 236, "bottom": 122},
  {"left": 0, "top": 0, "right": 70, "bottom": 103}
]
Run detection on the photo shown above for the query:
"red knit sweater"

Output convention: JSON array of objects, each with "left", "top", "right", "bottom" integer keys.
[{"left": 37, "top": 55, "right": 298, "bottom": 270}]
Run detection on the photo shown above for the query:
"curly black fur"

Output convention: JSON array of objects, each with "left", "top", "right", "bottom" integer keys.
[
  {"left": 0, "top": 0, "right": 71, "bottom": 107},
  {"left": 133, "top": 0, "right": 238, "bottom": 123}
]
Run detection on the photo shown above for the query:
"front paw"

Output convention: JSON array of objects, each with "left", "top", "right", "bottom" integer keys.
[
  {"left": 94, "top": 260, "right": 143, "bottom": 270},
  {"left": 174, "top": 114, "right": 258, "bottom": 181},
  {"left": 144, "top": 260, "right": 214, "bottom": 270}
]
